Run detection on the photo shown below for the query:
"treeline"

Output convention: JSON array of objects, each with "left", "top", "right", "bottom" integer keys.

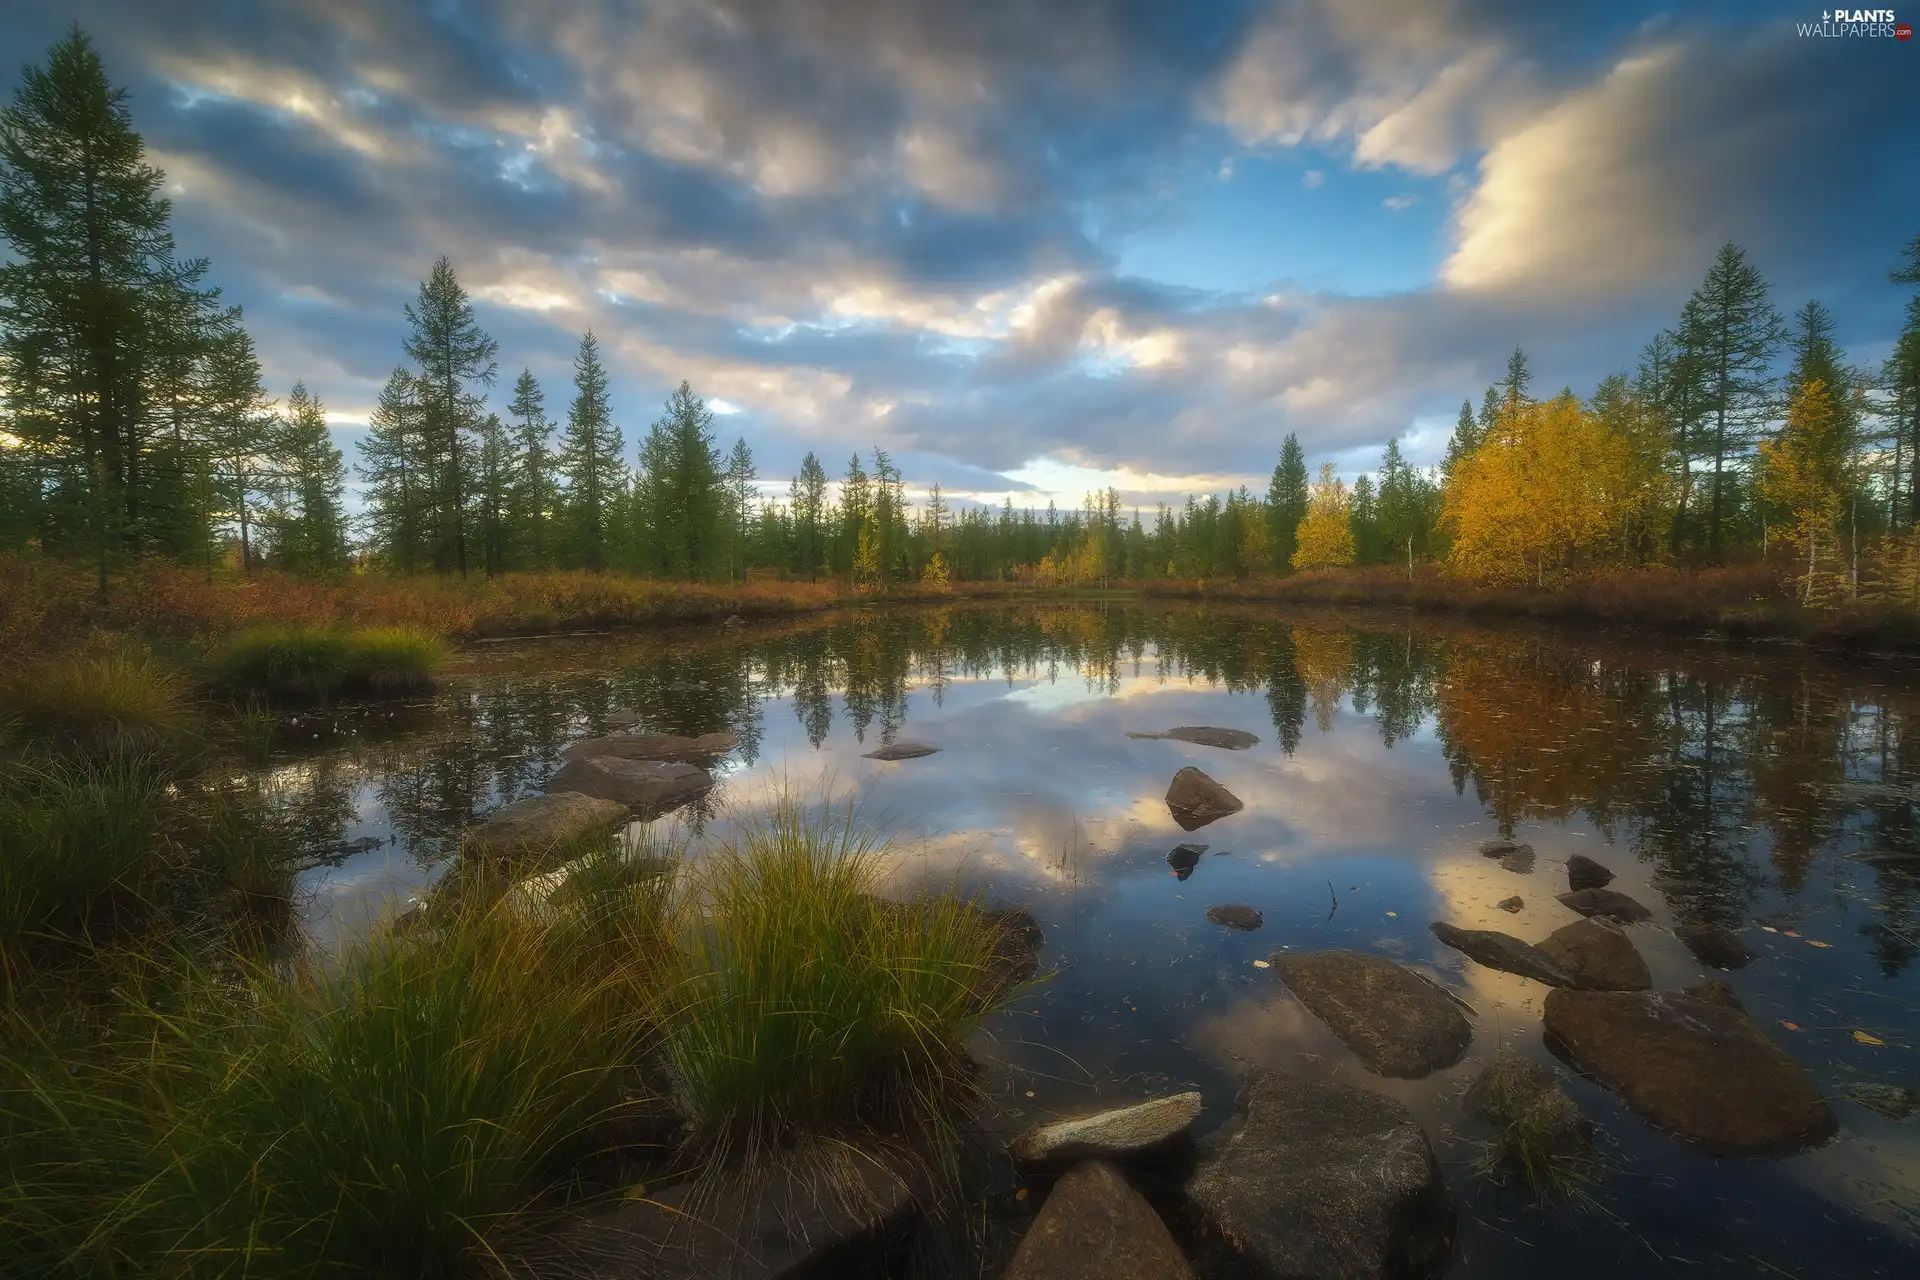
[{"left": 5, "top": 30, "right": 1918, "bottom": 602}]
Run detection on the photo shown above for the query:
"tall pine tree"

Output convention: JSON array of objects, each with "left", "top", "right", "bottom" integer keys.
[
  {"left": 402, "top": 256, "right": 497, "bottom": 576},
  {"left": 1688, "top": 242, "right": 1783, "bottom": 556},
  {"left": 556, "top": 331, "right": 624, "bottom": 571},
  {"left": 1266, "top": 432, "right": 1308, "bottom": 571},
  {"left": 266, "top": 380, "right": 348, "bottom": 571}
]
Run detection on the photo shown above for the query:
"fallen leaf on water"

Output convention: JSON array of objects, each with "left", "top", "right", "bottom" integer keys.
[
  {"left": 1854, "top": 1030, "right": 1887, "bottom": 1046},
  {"left": 1386, "top": 911, "right": 1398, "bottom": 918},
  {"left": 1779, "top": 1021, "right": 1802, "bottom": 1031},
  {"left": 1252, "top": 959, "right": 1271, "bottom": 968},
  {"left": 1014, "top": 1187, "right": 1029, "bottom": 1202},
  {"left": 1025, "top": 1090, "right": 1035, "bottom": 1098},
  {"left": 1807, "top": 940, "right": 1832, "bottom": 948},
  {"left": 1761, "top": 926, "right": 1779, "bottom": 933}
]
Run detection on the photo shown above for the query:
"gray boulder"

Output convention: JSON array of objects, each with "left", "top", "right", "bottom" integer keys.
[
  {"left": 1537, "top": 919, "right": 1651, "bottom": 991},
  {"left": 545, "top": 756, "right": 713, "bottom": 818},
  {"left": 1543, "top": 987, "right": 1836, "bottom": 1156},
  {"left": 562, "top": 730, "right": 738, "bottom": 763},
  {"left": 1556, "top": 887, "right": 1653, "bottom": 923},
  {"left": 1677, "top": 923, "right": 1754, "bottom": 970},
  {"left": 462, "top": 792, "right": 627, "bottom": 857},
  {"left": 1188, "top": 1070, "right": 1453, "bottom": 1280},
  {"left": 1479, "top": 837, "right": 1536, "bottom": 874},
  {"left": 1270, "top": 950, "right": 1473, "bottom": 1079},
  {"left": 1566, "top": 854, "right": 1616, "bottom": 891},
  {"left": 1002, "top": 1160, "right": 1195, "bottom": 1280},
  {"left": 1165, "top": 767, "right": 1243, "bottom": 831},
  {"left": 1430, "top": 921, "right": 1579, "bottom": 987},
  {"left": 1008, "top": 1093, "right": 1203, "bottom": 1169},
  {"left": 863, "top": 741, "right": 940, "bottom": 761},
  {"left": 1206, "top": 904, "right": 1263, "bottom": 930},
  {"left": 1129, "top": 726, "right": 1260, "bottom": 750}
]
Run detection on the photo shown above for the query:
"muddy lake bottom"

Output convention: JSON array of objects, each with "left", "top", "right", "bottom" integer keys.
[{"left": 269, "top": 603, "right": 1920, "bottom": 1278}]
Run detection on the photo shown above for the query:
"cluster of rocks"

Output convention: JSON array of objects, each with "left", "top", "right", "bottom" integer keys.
[{"left": 999, "top": 1073, "right": 1451, "bottom": 1280}]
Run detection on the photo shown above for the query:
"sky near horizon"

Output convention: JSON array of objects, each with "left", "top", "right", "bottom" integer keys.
[{"left": 4, "top": 0, "right": 1916, "bottom": 511}]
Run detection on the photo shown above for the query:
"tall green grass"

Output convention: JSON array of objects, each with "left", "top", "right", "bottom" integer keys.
[
  {"left": 211, "top": 625, "right": 445, "bottom": 704},
  {"left": 0, "top": 763, "right": 166, "bottom": 968},
  {"left": 1, "top": 886, "right": 672, "bottom": 1278},
  {"left": 664, "top": 797, "right": 1017, "bottom": 1156},
  {"left": 2, "top": 651, "right": 192, "bottom": 762}
]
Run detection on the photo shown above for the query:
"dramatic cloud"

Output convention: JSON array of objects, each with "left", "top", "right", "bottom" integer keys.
[{"left": 4, "top": 0, "right": 1915, "bottom": 504}]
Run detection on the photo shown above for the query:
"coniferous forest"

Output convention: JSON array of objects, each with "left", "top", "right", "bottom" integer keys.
[{"left": 4, "top": 29, "right": 1920, "bottom": 611}]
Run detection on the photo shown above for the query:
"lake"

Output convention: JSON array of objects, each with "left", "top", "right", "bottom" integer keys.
[{"left": 268, "top": 602, "right": 1920, "bottom": 1278}]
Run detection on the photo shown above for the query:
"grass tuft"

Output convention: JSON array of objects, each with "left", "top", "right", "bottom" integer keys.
[
  {"left": 664, "top": 796, "right": 1017, "bottom": 1159},
  {"left": 2, "top": 650, "right": 192, "bottom": 762},
  {"left": 0, "top": 763, "right": 167, "bottom": 968},
  {"left": 212, "top": 624, "right": 445, "bottom": 704}
]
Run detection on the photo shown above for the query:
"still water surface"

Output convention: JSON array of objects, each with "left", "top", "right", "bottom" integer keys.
[{"left": 263, "top": 604, "right": 1920, "bottom": 1277}]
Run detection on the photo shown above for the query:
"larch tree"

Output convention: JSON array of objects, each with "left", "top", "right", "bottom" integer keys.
[
  {"left": 1291, "top": 463, "right": 1356, "bottom": 570},
  {"left": 473, "top": 411, "right": 514, "bottom": 577},
  {"left": 1892, "top": 232, "right": 1920, "bottom": 528},
  {"left": 1758, "top": 379, "right": 1847, "bottom": 604},
  {"left": 638, "top": 380, "right": 722, "bottom": 581},
  {"left": 202, "top": 326, "right": 274, "bottom": 571},
  {"left": 556, "top": 331, "right": 624, "bottom": 572},
  {"left": 1266, "top": 432, "right": 1308, "bottom": 570},
  {"left": 724, "top": 436, "right": 757, "bottom": 583},
  {"left": 402, "top": 256, "right": 497, "bottom": 576},
  {"left": 791, "top": 451, "right": 828, "bottom": 580},
  {"left": 266, "top": 380, "right": 348, "bottom": 572},
  {"left": 1687, "top": 242, "right": 1783, "bottom": 556}
]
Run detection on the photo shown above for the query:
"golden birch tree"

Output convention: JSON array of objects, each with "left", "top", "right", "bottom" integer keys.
[
  {"left": 1291, "top": 463, "right": 1356, "bottom": 570},
  {"left": 1757, "top": 378, "right": 1845, "bottom": 604}
]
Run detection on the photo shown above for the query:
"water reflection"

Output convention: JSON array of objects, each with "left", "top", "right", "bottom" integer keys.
[{"left": 258, "top": 604, "right": 1920, "bottom": 1274}]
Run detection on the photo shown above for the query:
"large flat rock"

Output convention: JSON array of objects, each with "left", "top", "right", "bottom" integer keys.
[
  {"left": 1188, "top": 1070, "right": 1453, "bottom": 1280},
  {"left": 1002, "top": 1160, "right": 1194, "bottom": 1280},
  {"left": 1271, "top": 950, "right": 1473, "bottom": 1079},
  {"left": 1008, "top": 1093, "right": 1203, "bottom": 1169},
  {"left": 462, "top": 792, "right": 627, "bottom": 857},
  {"left": 862, "top": 741, "right": 940, "bottom": 760},
  {"left": 1165, "top": 767, "right": 1243, "bottom": 831},
  {"left": 1677, "top": 923, "right": 1754, "bottom": 971},
  {"left": 533, "top": 1145, "right": 920, "bottom": 1279},
  {"left": 1538, "top": 919, "right": 1651, "bottom": 991},
  {"left": 1543, "top": 988, "right": 1837, "bottom": 1156},
  {"left": 1430, "top": 921, "right": 1579, "bottom": 987},
  {"left": 545, "top": 755, "right": 713, "bottom": 818},
  {"left": 561, "top": 730, "right": 738, "bottom": 763}
]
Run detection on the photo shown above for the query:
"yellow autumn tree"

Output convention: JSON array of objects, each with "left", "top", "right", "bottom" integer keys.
[
  {"left": 1441, "top": 393, "right": 1633, "bottom": 585},
  {"left": 1757, "top": 378, "right": 1846, "bottom": 605},
  {"left": 1291, "top": 463, "right": 1356, "bottom": 570}
]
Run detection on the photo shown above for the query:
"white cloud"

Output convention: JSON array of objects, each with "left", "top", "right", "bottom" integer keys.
[
  {"left": 1302, "top": 168, "right": 1324, "bottom": 189},
  {"left": 1383, "top": 193, "right": 1417, "bottom": 211}
]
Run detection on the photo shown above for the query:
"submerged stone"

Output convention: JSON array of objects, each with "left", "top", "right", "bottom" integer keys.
[
  {"left": 1537, "top": 919, "right": 1652, "bottom": 992},
  {"left": 1167, "top": 843, "right": 1205, "bottom": 879},
  {"left": 562, "top": 730, "right": 738, "bottom": 763},
  {"left": 863, "top": 740, "right": 941, "bottom": 760},
  {"left": 1008, "top": 1092, "right": 1203, "bottom": 1168},
  {"left": 1497, "top": 896, "right": 1525, "bottom": 913},
  {"left": 545, "top": 756, "right": 713, "bottom": 818},
  {"left": 1165, "top": 767, "right": 1242, "bottom": 831},
  {"left": 1128, "top": 725, "right": 1260, "bottom": 750},
  {"left": 1270, "top": 949, "right": 1472, "bottom": 1078},
  {"left": 1430, "top": 921, "right": 1579, "bottom": 987},
  {"left": 1188, "top": 1069, "right": 1453, "bottom": 1280},
  {"left": 1844, "top": 1082, "right": 1920, "bottom": 1121},
  {"left": 1677, "top": 923, "right": 1755, "bottom": 970},
  {"left": 1206, "top": 904, "right": 1263, "bottom": 930},
  {"left": 1002, "top": 1160, "right": 1195, "bottom": 1280},
  {"left": 463, "top": 792, "right": 627, "bottom": 857},
  {"left": 1464, "top": 1056, "right": 1594, "bottom": 1174},
  {"left": 1543, "top": 987, "right": 1836, "bottom": 1156},
  {"left": 1557, "top": 887, "right": 1654, "bottom": 923}
]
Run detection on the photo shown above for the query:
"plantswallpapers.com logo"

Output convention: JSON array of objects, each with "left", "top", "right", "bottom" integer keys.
[{"left": 1796, "top": 8, "right": 1910, "bottom": 36}]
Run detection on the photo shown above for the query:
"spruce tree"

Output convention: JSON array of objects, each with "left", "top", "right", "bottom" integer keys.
[
  {"left": 1687, "top": 242, "right": 1783, "bottom": 556},
  {"left": 402, "top": 256, "right": 497, "bottom": 576},
  {"left": 1266, "top": 432, "right": 1308, "bottom": 570},
  {"left": 357, "top": 368, "right": 428, "bottom": 572},
  {"left": 506, "top": 368, "right": 554, "bottom": 569},
  {"left": 1890, "top": 232, "right": 1920, "bottom": 527},
  {"left": 792, "top": 451, "right": 828, "bottom": 580},
  {"left": 638, "top": 380, "right": 721, "bottom": 581},
  {"left": 266, "top": 380, "right": 348, "bottom": 571},
  {"left": 202, "top": 327, "right": 273, "bottom": 570},
  {"left": 473, "top": 411, "right": 514, "bottom": 577},
  {"left": 1501, "top": 346, "right": 1533, "bottom": 415},
  {"left": 556, "top": 331, "right": 624, "bottom": 571}
]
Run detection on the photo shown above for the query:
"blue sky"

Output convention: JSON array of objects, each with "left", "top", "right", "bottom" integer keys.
[{"left": 4, "top": 0, "right": 1916, "bottom": 511}]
